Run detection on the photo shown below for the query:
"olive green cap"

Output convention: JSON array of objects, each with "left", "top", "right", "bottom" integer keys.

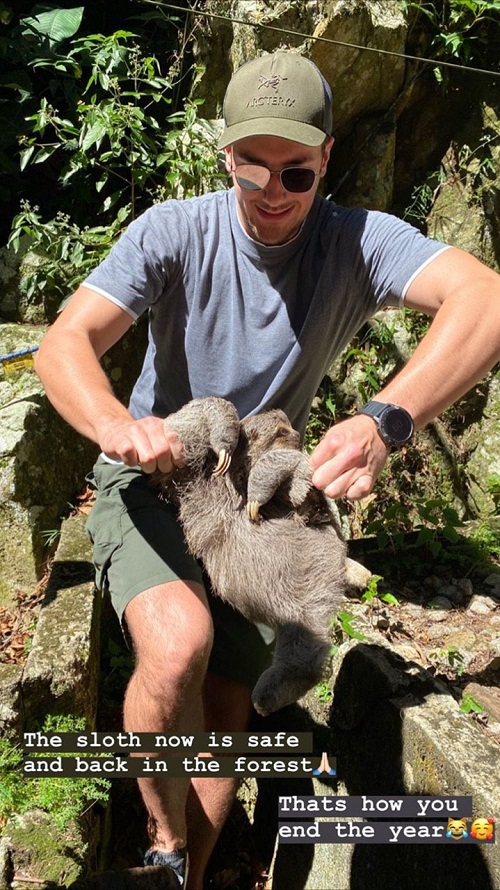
[{"left": 218, "top": 51, "right": 333, "bottom": 149}]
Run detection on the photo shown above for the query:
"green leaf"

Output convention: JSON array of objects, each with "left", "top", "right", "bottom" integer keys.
[
  {"left": 21, "top": 7, "right": 84, "bottom": 49},
  {"left": 336, "top": 611, "right": 367, "bottom": 641},
  {"left": 381, "top": 593, "right": 399, "bottom": 607},
  {"left": 33, "top": 145, "right": 59, "bottom": 164},
  {"left": 20, "top": 145, "right": 35, "bottom": 171},
  {"left": 81, "top": 120, "right": 107, "bottom": 152},
  {"left": 460, "top": 694, "right": 485, "bottom": 714},
  {"left": 416, "top": 526, "right": 434, "bottom": 546}
]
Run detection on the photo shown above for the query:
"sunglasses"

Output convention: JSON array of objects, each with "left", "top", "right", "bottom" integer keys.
[{"left": 231, "top": 163, "right": 320, "bottom": 194}]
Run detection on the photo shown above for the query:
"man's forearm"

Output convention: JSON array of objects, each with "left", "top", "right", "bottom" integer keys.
[
  {"left": 377, "top": 285, "right": 500, "bottom": 428},
  {"left": 35, "top": 328, "right": 134, "bottom": 448}
]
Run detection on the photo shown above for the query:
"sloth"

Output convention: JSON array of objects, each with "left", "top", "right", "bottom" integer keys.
[{"left": 154, "top": 396, "right": 347, "bottom": 716}]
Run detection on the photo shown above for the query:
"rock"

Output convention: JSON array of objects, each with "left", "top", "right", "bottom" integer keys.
[
  {"left": 426, "top": 623, "right": 456, "bottom": 640},
  {"left": 0, "top": 664, "right": 23, "bottom": 740},
  {"left": 484, "top": 573, "right": 500, "bottom": 601},
  {"left": 3, "top": 809, "right": 84, "bottom": 887},
  {"left": 0, "top": 324, "right": 98, "bottom": 600},
  {"left": 428, "top": 596, "right": 454, "bottom": 611},
  {"left": 484, "top": 573, "right": 500, "bottom": 588},
  {"left": 329, "top": 636, "right": 428, "bottom": 731},
  {"left": 0, "top": 836, "right": 13, "bottom": 890},
  {"left": 440, "top": 629, "right": 478, "bottom": 652},
  {"left": 345, "top": 557, "right": 373, "bottom": 590},
  {"left": 467, "top": 594, "right": 497, "bottom": 615},
  {"left": 456, "top": 577, "right": 474, "bottom": 598},
  {"left": 194, "top": 0, "right": 407, "bottom": 209},
  {"left": 268, "top": 636, "right": 500, "bottom": 888},
  {"left": 437, "top": 584, "right": 465, "bottom": 605},
  {"left": 21, "top": 514, "right": 101, "bottom": 728}
]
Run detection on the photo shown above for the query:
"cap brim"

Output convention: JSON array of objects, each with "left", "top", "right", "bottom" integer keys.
[{"left": 217, "top": 118, "right": 327, "bottom": 150}]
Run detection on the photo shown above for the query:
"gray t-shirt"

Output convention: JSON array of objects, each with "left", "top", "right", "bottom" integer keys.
[{"left": 84, "top": 189, "right": 448, "bottom": 437}]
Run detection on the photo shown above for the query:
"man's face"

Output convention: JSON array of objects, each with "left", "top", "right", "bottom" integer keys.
[{"left": 225, "top": 135, "right": 333, "bottom": 246}]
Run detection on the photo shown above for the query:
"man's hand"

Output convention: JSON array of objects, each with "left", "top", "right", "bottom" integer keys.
[
  {"left": 309, "top": 414, "right": 389, "bottom": 500},
  {"left": 99, "top": 415, "right": 185, "bottom": 474}
]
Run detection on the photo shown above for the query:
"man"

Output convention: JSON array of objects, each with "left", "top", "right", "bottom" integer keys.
[{"left": 35, "top": 51, "right": 500, "bottom": 888}]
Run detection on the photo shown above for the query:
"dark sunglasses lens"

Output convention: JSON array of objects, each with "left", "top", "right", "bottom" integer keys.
[{"left": 281, "top": 168, "right": 316, "bottom": 192}]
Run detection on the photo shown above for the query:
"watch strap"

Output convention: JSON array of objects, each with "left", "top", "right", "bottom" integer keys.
[{"left": 357, "top": 401, "right": 414, "bottom": 448}]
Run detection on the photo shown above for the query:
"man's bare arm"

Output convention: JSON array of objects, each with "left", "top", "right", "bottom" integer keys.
[
  {"left": 310, "top": 247, "right": 500, "bottom": 499},
  {"left": 35, "top": 286, "right": 183, "bottom": 473}
]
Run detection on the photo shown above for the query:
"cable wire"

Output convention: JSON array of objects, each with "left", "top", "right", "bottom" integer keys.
[{"left": 139, "top": 0, "right": 499, "bottom": 79}]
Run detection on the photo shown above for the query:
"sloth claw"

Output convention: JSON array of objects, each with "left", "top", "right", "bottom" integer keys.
[
  {"left": 247, "top": 500, "right": 261, "bottom": 522},
  {"left": 213, "top": 449, "right": 232, "bottom": 476}
]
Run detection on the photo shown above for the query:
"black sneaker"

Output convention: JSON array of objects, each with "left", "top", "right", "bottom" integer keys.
[{"left": 143, "top": 847, "right": 187, "bottom": 886}]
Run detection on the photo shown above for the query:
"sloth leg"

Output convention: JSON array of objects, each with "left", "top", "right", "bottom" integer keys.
[{"left": 251, "top": 622, "right": 330, "bottom": 716}]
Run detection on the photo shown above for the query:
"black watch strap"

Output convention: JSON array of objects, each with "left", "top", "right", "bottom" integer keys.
[{"left": 358, "top": 401, "right": 414, "bottom": 449}]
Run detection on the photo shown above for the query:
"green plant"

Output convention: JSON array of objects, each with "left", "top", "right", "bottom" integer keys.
[
  {"left": 8, "top": 200, "right": 130, "bottom": 318},
  {"left": 40, "top": 526, "right": 61, "bottom": 547},
  {"left": 487, "top": 473, "right": 500, "bottom": 510},
  {"left": 0, "top": 715, "right": 110, "bottom": 831},
  {"left": 342, "top": 344, "right": 383, "bottom": 404},
  {"left": 460, "top": 692, "right": 485, "bottom": 714},
  {"left": 333, "top": 610, "right": 367, "bottom": 643},
  {"left": 361, "top": 574, "right": 400, "bottom": 607},
  {"left": 414, "top": 498, "right": 464, "bottom": 556},
  {"left": 403, "top": 181, "right": 436, "bottom": 226},
  {"left": 315, "top": 680, "right": 333, "bottom": 703},
  {"left": 16, "top": 28, "right": 222, "bottom": 218},
  {"left": 363, "top": 495, "right": 463, "bottom": 556},
  {"left": 402, "top": 0, "right": 500, "bottom": 70},
  {"left": 304, "top": 376, "right": 339, "bottom": 452},
  {"left": 428, "top": 645, "right": 465, "bottom": 677},
  {"left": 6, "top": 19, "right": 226, "bottom": 314}
]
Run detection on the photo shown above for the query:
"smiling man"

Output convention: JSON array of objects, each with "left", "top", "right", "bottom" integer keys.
[
  {"left": 227, "top": 135, "right": 332, "bottom": 244},
  {"left": 34, "top": 51, "right": 500, "bottom": 888}
]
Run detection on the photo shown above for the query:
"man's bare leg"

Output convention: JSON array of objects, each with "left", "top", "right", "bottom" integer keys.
[
  {"left": 123, "top": 583, "right": 254, "bottom": 889},
  {"left": 185, "top": 674, "right": 253, "bottom": 889},
  {"left": 123, "top": 580, "right": 213, "bottom": 853}
]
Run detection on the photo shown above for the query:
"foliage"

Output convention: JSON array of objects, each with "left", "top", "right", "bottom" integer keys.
[
  {"left": 8, "top": 201, "right": 130, "bottom": 318},
  {"left": 314, "top": 680, "right": 333, "bottom": 703},
  {"left": 7, "top": 13, "right": 224, "bottom": 215},
  {"left": 361, "top": 574, "right": 400, "bottom": 607},
  {"left": 333, "top": 610, "right": 367, "bottom": 644},
  {"left": 303, "top": 376, "right": 338, "bottom": 452},
  {"left": 402, "top": 0, "right": 500, "bottom": 73},
  {"left": 0, "top": 714, "right": 110, "bottom": 831},
  {"left": 4, "top": 6, "right": 226, "bottom": 313},
  {"left": 428, "top": 645, "right": 465, "bottom": 677},
  {"left": 363, "top": 496, "right": 463, "bottom": 555},
  {"left": 460, "top": 692, "right": 485, "bottom": 714}
]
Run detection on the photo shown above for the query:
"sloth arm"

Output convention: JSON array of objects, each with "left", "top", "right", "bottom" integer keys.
[{"left": 247, "top": 449, "right": 312, "bottom": 520}]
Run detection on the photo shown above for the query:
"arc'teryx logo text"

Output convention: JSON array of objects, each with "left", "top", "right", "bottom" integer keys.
[{"left": 246, "top": 96, "right": 296, "bottom": 108}]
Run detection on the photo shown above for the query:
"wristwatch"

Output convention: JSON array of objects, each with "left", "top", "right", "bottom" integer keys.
[{"left": 357, "top": 401, "right": 414, "bottom": 449}]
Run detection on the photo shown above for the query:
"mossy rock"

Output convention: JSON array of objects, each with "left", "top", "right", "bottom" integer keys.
[{"left": 5, "top": 809, "right": 86, "bottom": 886}]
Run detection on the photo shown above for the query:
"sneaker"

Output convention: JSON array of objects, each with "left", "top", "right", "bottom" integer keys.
[{"left": 143, "top": 847, "right": 187, "bottom": 886}]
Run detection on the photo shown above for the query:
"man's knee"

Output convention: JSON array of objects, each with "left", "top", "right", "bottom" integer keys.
[{"left": 125, "top": 580, "right": 214, "bottom": 690}]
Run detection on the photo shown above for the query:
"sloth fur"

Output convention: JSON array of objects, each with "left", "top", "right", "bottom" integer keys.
[{"left": 154, "top": 396, "right": 346, "bottom": 716}]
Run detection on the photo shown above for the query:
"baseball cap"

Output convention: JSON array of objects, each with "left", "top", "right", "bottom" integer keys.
[{"left": 218, "top": 51, "right": 333, "bottom": 149}]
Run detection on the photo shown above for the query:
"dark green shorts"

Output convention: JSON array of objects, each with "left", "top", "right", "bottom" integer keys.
[{"left": 86, "top": 456, "right": 274, "bottom": 689}]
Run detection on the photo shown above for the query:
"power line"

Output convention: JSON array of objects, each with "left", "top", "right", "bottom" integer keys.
[{"left": 139, "top": 0, "right": 499, "bottom": 79}]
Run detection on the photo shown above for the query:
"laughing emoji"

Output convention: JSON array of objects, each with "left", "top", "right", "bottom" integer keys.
[{"left": 446, "top": 817, "right": 469, "bottom": 839}]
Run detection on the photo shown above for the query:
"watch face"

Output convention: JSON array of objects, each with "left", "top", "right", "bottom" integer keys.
[{"left": 380, "top": 407, "right": 414, "bottom": 444}]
